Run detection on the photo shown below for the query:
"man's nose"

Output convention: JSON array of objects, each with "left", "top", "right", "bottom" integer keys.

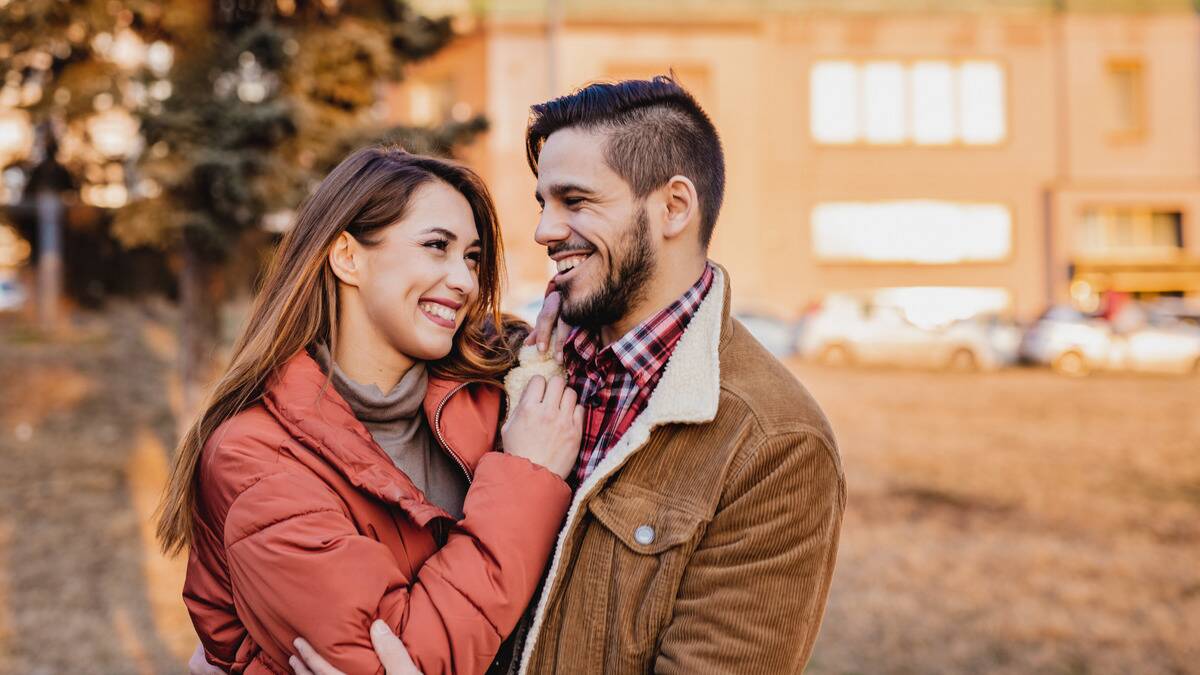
[{"left": 534, "top": 209, "right": 570, "bottom": 247}]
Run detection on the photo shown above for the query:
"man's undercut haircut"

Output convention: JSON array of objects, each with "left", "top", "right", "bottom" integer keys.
[{"left": 525, "top": 74, "right": 726, "bottom": 248}]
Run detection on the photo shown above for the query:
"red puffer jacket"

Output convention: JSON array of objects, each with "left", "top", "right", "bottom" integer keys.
[{"left": 183, "top": 351, "right": 571, "bottom": 675}]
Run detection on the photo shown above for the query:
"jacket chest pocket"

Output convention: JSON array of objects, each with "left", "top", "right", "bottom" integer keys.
[{"left": 582, "top": 486, "right": 706, "bottom": 664}]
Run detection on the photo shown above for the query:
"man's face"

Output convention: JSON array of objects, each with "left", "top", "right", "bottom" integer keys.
[{"left": 534, "top": 127, "right": 656, "bottom": 329}]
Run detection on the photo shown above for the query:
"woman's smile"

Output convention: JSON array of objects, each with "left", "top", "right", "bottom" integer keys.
[{"left": 418, "top": 297, "right": 461, "bottom": 329}]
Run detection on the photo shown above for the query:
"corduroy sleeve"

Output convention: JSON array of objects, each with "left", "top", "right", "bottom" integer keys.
[{"left": 653, "top": 430, "right": 846, "bottom": 674}]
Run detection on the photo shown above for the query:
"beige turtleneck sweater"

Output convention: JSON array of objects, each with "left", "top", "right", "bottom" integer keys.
[{"left": 312, "top": 344, "right": 468, "bottom": 520}]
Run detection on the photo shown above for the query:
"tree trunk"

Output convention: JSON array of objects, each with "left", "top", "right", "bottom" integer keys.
[
  {"left": 177, "top": 236, "right": 221, "bottom": 424},
  {"left": 35, "top": 189, "right": 63, "bottom": 332}
]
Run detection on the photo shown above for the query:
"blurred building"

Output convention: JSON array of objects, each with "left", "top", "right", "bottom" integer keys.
[{"left": 392, "top": 0, "right": 1200, "bottom": 321}]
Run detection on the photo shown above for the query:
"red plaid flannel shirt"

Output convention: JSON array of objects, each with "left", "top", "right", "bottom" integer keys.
[{"left": 562, "top": 263, "right": 715, "bottom": 486}]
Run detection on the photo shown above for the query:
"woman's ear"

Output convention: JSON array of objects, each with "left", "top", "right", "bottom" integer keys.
[
  {"left": 328, "top": 231, "right": 363, "bottom": 287},
  {"left": 662, "top": 175, "right": 699, "bottom": 241}
]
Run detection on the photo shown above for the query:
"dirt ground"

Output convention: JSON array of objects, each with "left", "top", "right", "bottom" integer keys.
[{"left": 0, "top": 306, "right": 1197, "bottom": 674}]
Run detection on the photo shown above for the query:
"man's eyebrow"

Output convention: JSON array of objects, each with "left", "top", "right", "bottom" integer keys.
[
  {"left": 546, "top": 183, "right": 596, "bottom": 199},
  {"left": 422, "top": 227, "right": 481, "bottom": 247}
]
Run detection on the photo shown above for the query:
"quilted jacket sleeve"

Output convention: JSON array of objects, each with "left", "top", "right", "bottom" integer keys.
[{"left": 221, "top": 452, "right": 570, "bottom": 675}]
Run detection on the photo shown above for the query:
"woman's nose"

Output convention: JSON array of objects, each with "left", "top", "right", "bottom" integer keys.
[{"left": 445, "top": 259, "right": 477, "bottom": 296}]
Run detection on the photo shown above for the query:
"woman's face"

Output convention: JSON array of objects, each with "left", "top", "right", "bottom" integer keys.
[{"left": 354, "top": 180, "right": 482, "bottom": 362}]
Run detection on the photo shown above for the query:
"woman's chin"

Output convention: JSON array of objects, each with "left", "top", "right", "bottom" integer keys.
[{"left": 405, "top": 339, "right": 455, "bottom": 364}]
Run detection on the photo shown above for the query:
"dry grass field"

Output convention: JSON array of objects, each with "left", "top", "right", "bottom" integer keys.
[
  {"left": 0, "top": 307, "right": 1196, "bottom": 674},
  {"left": 799, "top": 361, "right": 1200, "bottom": 675}
]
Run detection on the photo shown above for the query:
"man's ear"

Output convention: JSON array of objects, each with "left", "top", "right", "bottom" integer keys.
[
  {"left": 328, "top": 231, "right": 364, "bottom": 287},
  {"left": 661, "top": 175, "right": 699, "bottom": 241}
]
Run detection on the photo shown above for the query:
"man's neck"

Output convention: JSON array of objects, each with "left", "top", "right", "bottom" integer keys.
[{"left": 598, "top": 258, "right": 708, "bottom": 346}]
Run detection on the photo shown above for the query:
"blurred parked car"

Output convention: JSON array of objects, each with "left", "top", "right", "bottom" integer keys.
[
  {"left": 1020, "top": 304, "right": 1200, "bottom": 376},
  {"left": 799, "top": 294, "right": 1020, "bottom": 371},
  {"left": 509, "top": 299, "right": 806, "bottom": 359},
  {"left": 1145, "top": 297, "right": 1200, "bottom": 328},
  {"left": 734, "top": 311, "right": 803, "bottom": 358},
  {"left": 0, "top": 277, "right": 26, "bottom": 312}
]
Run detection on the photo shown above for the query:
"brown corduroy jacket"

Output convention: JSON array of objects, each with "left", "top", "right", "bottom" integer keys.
[{"left": 515, "top": 265, "right": 846, "bottom": 674}]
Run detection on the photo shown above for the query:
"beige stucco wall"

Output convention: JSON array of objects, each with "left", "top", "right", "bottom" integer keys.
[{"left": 392, "top": 8, "right": 1200, "bottom": 321}]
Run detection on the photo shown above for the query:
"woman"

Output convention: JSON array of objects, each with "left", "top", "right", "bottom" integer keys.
[{"left": 158, "top": 146, "right": 582, "bottom": 675}]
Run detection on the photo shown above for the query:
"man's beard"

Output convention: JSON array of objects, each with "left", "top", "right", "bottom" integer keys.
[{"left": 559, "top": 206, "right": 655, "bottom": 330}]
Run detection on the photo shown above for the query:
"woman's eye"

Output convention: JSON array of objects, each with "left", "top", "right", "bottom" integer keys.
[
  {"left": 424, "top": 239, "right": 449, "bottom": 251},
  {"left": 465, "top": 251, "right": 481, "bottom": 269}
]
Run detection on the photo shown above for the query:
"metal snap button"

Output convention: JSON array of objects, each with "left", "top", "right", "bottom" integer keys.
[{"left": 634, "top": 524, "right": 655, "bottom": 545}]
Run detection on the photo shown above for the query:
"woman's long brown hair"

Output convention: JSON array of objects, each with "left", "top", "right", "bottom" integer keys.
[{"left": 156, "top": 145, "right": 516, "bottom": 555}]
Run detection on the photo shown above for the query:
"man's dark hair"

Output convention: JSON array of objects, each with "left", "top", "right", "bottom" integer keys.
[{"left": 525, "top": 74, "right": 726, "bottom": 247}]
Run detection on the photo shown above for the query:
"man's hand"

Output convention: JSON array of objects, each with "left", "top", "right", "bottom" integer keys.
[
  {"left": 189, "top": 643, "right": 224, "bottom": 675},
  {"left": 289, "top": 620, "right": 422, "bottom": 675},
  {"left": 523, "top": 290, "right": 570, "bottom": 362}
]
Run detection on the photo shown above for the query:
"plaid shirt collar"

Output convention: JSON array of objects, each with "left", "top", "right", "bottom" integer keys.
[{"left": 564, "top": 263, "right": 715, "bottom": 388}]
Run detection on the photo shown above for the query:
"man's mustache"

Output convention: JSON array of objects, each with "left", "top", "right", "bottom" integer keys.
[{"left": 547, "top": 241, "right": 596, "bottom": 258}]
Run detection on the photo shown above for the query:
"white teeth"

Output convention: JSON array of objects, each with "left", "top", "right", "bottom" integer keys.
[
  {"left": 420, "top": 303, "right": 457, "bottom": 321},
  {"left": 556, "top": 254, "right": 589, "bottom": 273}
]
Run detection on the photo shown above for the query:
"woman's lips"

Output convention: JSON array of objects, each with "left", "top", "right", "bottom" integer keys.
[{"left": 418, "top": 301, "right": 458, "bottom": 329}]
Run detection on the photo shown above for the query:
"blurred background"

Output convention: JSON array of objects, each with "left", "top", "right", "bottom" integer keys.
[{"left": 1, "top": 0, "right": 1198, "bottom": 673}]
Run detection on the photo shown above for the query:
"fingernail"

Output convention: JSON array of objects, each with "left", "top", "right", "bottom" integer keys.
[
  {"left": 293, "top": 638, "right": 303, "bottom": 650},
  {"left": 371, "top": 620, "right": 390, "bottom": 636},
  {"left": 538, "top": 341, "right": 547, "bottom": 352}
]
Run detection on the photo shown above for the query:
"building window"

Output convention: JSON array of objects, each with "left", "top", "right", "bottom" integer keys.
[
  {"left": 1106, "top": 60, "right": 1146, "bottom": 141},
  {"left": 811, "top": 200, "right": 1012, "bottom": 264},
  {"left": 1078, "top": 208, "right": 1182, "bottom": 258},
  {"left": 810, "top": 59, "right": 1006, "bottom": 145}
]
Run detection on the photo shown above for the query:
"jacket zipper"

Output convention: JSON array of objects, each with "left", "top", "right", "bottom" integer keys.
[{"left": 432, "top": 379, "right": 500, "bottom": 485}]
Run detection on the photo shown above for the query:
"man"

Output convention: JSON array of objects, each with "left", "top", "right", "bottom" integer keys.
[
  {"left": 515, "top": 73, "right": 844, "bottom": 675},
  {"left": 293, "top": 74, "right": 845, "bottom": 675}
]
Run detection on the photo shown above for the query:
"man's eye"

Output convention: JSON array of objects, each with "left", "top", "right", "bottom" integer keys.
[{"left": 564, "top": 197, "right": 583, "bottom": 208}]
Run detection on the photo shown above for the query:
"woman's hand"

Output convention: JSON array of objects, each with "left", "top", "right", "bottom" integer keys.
[
  {"left": 523, "top": 290, "right": 570, "bottom": 363},
  {"left": 290, "top": 621, "right": 422, "bottom": 675},
  {"left": 501, "top": 374, "right": 583, "bottom": 479}
]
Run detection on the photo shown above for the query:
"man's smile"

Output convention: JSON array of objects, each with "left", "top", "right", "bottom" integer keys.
[{"left": 551, "top": 248, "right": 596, "bottom": 284}]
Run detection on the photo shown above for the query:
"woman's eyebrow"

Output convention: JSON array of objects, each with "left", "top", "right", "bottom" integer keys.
[
  {"left": 422, "top": 227, "right": 480, "bottom": 247},
  {"left": 422, "top": 227, "right": 458, "bottom": 240}
]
